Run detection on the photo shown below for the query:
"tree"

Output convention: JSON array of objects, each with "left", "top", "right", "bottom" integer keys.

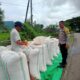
[
  {"left": 65, "top": 16, "right": 80, "bottom": 32},
  {"left": 0, "top": 4, "right": 8, "bottom": 32},
  {"left": 44, "top": 24, "right": 59, "bottom": 37},
  {"left": 45, "top": 24, "right": 58, "bottom": 32},
  {"left": 0, "top": 3, "right": 4, "bottom": 26}
]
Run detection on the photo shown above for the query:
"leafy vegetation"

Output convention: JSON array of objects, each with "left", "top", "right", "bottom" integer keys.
[
  {"left": 0, "top": 5, "right": 8, "bottom": 33},
  {"left": 0, "top": 33, "right": 10, "bottom": 46},
  {"left": 20, "top": 22, "right": 37, "bottom": 40},
  {"left": 0, "top": 5, "right": 10, "bottom": 45},
  {"left": 43, "top": 24, "right": 59, "bottom": 37},
  {"left": 20, "top": 22, "right": 59, "bottom": 41},
  {"left": 64, "top": 16, "right": 80, "bottom": 32},
  {"left": 0, "top": 33, "right": 9, "bottom": 41}
]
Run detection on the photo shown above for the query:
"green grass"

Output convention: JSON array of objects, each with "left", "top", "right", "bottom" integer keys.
[
  {"left": 0, "top": 33, "right": 10, "bottom": 46},
  {"left": 0, "top": 33, "right": 10, "bottom": 41}
]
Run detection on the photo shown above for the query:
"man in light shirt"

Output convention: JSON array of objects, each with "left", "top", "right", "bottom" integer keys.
[
  {"left": 58, "top": 21, "right": 69, "bottom": 68},
  {"left": 10, "top": 21, "right": 27, "bottom": 52}
]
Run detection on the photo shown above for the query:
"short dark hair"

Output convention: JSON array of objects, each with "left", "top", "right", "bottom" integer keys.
[
  {"left": 15, "top": 21, "right": 23, "bottom": 27},
  {"left": 59, "top": 21, "right": 64, "bottom": 24}
]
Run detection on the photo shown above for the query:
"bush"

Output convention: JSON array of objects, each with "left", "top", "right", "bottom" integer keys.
[
  {"left": 0, "top": 32, "right": 10, "bottom": 46},
  {"left": 20, "top": 22, "right": 37, "bottom": 40}
]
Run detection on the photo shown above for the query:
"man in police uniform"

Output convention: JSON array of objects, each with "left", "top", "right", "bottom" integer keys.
[{"left": 58, "top": 21, "right": 70, "bottom": 68}]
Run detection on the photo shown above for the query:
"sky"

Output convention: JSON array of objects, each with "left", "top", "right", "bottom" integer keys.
[{"left": 0, "top": 0, "right": 80, "bottom": 26}]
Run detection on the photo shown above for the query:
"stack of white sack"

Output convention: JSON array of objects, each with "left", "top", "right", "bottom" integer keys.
[
  {"left": 6, "top": 44, "right": 41, "bottom": 79},
  {"left": 22, "top": 39, "right": 51, "bottom": 78},
  {"left": 32, "top": 36, "right": 52, "bottom": 67},
  {"left": 0, "top": 46, "right": 8, "bottom": 80},
  {"left": 5, "top": 36, "right": 60, "bottom": 80},
  {"left": 0, "top": 46, "right": 30, "bottom": 80},
  {"left": 32, "top": 36, "right": 47, "bottom": 45},
  {"left": 51, "top": 38, "right": 60, "bottom": 55},
  {"left": 32, "top": 36, "right": 60, "bottom": 65},
  {"left": 6, "top": 45, "right": 12, "bottom": 50},
  {"left": 23, "top": 46, "right": 41, "bottom": 80},
  {"left": 30, "top": 36, "right": 52, "bottom": 69},
  {"left": 47, "top": 39, "right": 57, "bottom": 60},
  {"left": 30, "top": 44, "right": 47, "bottom": 72},
  {"left": 46, "top": 38, "right": 60, "bottom": 60},
  {"left": 44, "top": 37, "right": 54, "bottom": 64},
  {"left": 32, "top": 36, "right": 57, "bottom": 64},
  {"left": 43, "top": 42, "right": 52, "bottom": 65}
]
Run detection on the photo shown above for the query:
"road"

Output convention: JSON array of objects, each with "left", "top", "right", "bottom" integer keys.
[{"left": 61, "top": 33, "right": 80, "bottom": 80}]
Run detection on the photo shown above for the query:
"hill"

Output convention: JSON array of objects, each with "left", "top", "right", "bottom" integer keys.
[{"left": 4, "top": 21, "right": 14, "bottom": 30}]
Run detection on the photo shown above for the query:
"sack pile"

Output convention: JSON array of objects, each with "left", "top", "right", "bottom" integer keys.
[
  {"left": 0, "top": 36, "right": 60, "bottom": 80},
  {"left": 0, "top": 46, "right": 30, "bottom": 80}
]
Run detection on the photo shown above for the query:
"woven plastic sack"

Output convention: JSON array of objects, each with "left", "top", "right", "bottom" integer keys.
[
  {"left": 44, "top": 38, "right": 53, "bottom": 65},
  {"left": 23, "top": 46, "right": 41, "bottom": 79},
  {"left": 6, "top": 45, "right": 12, "bottom": 50},
  {"left": 49, "top": 40, "right": 56, "bottom": 60},
  {"left": 0, "top": 46, "right": 9, "bottom": 80},
  {"left": 43, "top": 43, "right": 52, "bottom": 65},
  {"left": 51, "top": 38, "right": 60, "bottom": 56},
  {"left": 32, "top": 36, "right": 47, "bottom": 45},
  {"left": 30, "top": 44, "right": 47, "bottom": 72},
  {"left": 28, "top": 48, "right": 41, "bottom": 79},
  {"left": 50, "top": 39, "right": 58, "bottom": 58},
  {"left": 0, "top": 50, "right": 30, "bottom": 80},
  {"left": 0, "top": 46, "right": 7, "bottom": 51},
  {"left": 38, "top": 44, "right": 47, "bottom": 72}
]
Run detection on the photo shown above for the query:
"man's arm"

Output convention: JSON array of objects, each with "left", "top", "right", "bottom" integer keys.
[
  {"left": 63, "top": 27, "right": 70, "bottom": 48},
  {"left": 16, "top": 40, "right": 28, "bottom": 46}
]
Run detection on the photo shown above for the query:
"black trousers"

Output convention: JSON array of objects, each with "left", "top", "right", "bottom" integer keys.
[{"left": 59, "top": 44, "right": 68, "bottom": 65}]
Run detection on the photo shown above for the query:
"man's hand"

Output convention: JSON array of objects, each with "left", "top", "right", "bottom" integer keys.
[
  {"left": 23, "top": 40, "right": 28, "bottom": 46},
  {"left": 16, "top": 40, "right": 28, "bottom": 46},
  {"left": 65, "top": 44, "right": 69, "bottom": 49}
]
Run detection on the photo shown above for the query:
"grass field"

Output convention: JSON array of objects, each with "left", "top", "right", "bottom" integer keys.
[
  {"left": 0, "top": 32, "right": 10, "bottom": 46},
  {"left": 0, "top": 33, "right": 10, "bottom": 40}
]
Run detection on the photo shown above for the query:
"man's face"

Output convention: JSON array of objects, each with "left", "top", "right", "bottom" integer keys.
[
  {"left": 16, "top": 26, "right": 21, "bottom": 32},
  {"left": 59, "top": 22, "right": 64, "bottom": 29}
]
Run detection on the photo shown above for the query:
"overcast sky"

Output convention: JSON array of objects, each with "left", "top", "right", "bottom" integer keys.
[{"left": 0, "top": 0, "right": 80, "bottom": 26}]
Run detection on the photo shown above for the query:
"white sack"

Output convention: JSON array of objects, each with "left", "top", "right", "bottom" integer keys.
[
  {"left": 30, "top": 44, "right": 47, "bottom": 72},
  {"left": 33, "top": 36, "right": 47, "bottom": 45},
  {"left": 0, "top": 50, "right": 30, "bottom": 80},
  {"left": 28, "top": 48, "right": 40, "bottom": 79},
  {"left": 0, "top": 46, "right": 9, "bottom": 80}
]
